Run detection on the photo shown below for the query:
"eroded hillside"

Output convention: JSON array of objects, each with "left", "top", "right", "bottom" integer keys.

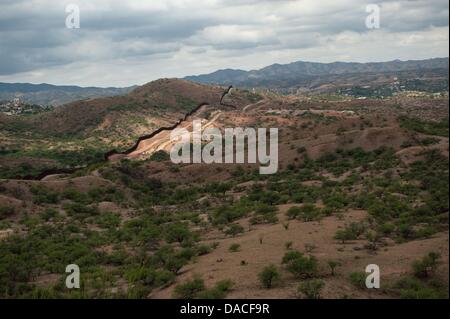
[{"left": 0, "top": 88, "right": 448, "bottom": 299}]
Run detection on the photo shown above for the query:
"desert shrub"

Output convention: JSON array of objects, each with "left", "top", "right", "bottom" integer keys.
[
  {"left": 334, "top": 222, "right": 366, "bottom": 243},
  {"left": 125, "top": 266, "right": 156, "bottom": 285},
  {"left": 413, "top": 252, "right": 441, "bottom": 278},
  {"left": 399, "top": 116, "right": 449, "bottom": 137},
  {"left": 258, "top": 265, "right": 280, "bottom": 289},
  {"left": 196, "top": 280, "right": 234, "bottom": 299},
  {"left": 286, "top": 256, "right": 318, "bottom": 279},
  {"left": 88, "top": 186, "right": 125, "bottom": 204},
  {"left": 61, "top": 188, "right": 90, "bottom": 204},
  {"left": 173, "top": 277, "right": 205, "bottom": 299},
  {"left": 229, "top": 243, "right": 241, "bottom": 252},
  {"left": 323, "top": 192, "right": 349, "bottom": 210},
  {"left": 95, "top": 212, "right": 120, "bottom": 229},
  {"left": 364, "top": 230, "right": 380, "bottom": 251},
  {"left": 195, "top": 244, "right": 212, "bottom": 256},
  {"left": 120, "top": 266, "right": 174, "bottom": 294},
  {"left": 204, "top": 182, "right": 232, "bottom": 195},
  {"left": 378, "top": 222, "right": 395, "bottom": 236},
  {"left": 164, "top": 222, "right": 196, "bottom": 245},
  {"left": 149, "top": 150, "right": 170, "bottom": 162},
  {"left": 394, "top": 277, "right": 448, "bottom": 299},
  {"left": 0, "top": 205, "right": 15, "bottom": 219},
  {"left": 249, "top": 203, "right": 279, "bottom": 225},
  {"left": 298, "top": 279, "right": 325, "bottom": 299},
  {"left": 120, "top": 216, "right": 160, "bottom": 245},
  {"left": 282, "top": 251, "right": 318, "bottom": 279},
  {"left": 327, "top": 260, "right": 340, "bottom": 276},
  {"left": 349, "top": 272, "right": 367, "bottom": 289},
  {"left": 41, "top": 208, "right": 59, "bottom": 221},
  {"left": 286, "top": 206, "right": 301, "bottom": 219},
  {"left": 31, "top": 185, "right": 59, "bottom": 204},
  {"left": 282, "top": 251, "right": 303, "bottom": 264},
  {"left": 163, "top": 257, "right": 188, "bottom": 274},
  {"left": 210, "top": 201, "right": 252, "bottom": 225},
  {"left": 153, "top": 270, "right": 176, "bottom": 287},
  {"left": 224, "top": 223, "right": 245, "bottom": 237},
  {"left": 152, "top": 245, "right": 193, "bottom": 274},
  {"left": 64, "top": 203, "right": 99, "bottom": 220},
  {"left": 334, "top": 229, "right": 356, "bottom": 244},
  {"left": 397, "top": 223, "right": 415, "bottom": 240},
  {"left": 414, "top": 225, "right": 437, "bottom": 239},
  {"left": 300, "top": 204, "right": 320, "bottom": 221}
]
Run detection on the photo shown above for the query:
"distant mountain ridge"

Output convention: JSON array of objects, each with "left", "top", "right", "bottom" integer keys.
[
  {"left": 0, "top": 82, "right": 136, "bottom": 106},
  {"left": 184, "top": 57, "right": 449, "bottom": 93}
]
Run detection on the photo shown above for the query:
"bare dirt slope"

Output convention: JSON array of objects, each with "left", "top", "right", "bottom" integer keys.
[{"left": 151, "top": 206, "right": 449, "bottom": 299}]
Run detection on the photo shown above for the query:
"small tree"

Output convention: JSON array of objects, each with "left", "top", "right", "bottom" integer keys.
[
  {"left": 173, "top": 277, "right": 205, "bottom": 299},
  {"left": 365, "top": 230, "right": 379, "bottom": 251},
  {"left": 334, "top": 229, "right": 355, "bottom": 244},
  {"left": 258, "top": 265, "right": 280, "bottom": 289},
  {"left": 349, "top": 272, "right": 366, "bottom": 289},
  {"left": 327, "top": 260, "right": 340, "bottom": 276},
  {"left": 286, "top": 206, "right": 301, "bottom": 220},
  {"left": 282, "top": 250, "right": 318, "bottom": 279},
  {"left": 229, "top": 243, "right": 241, "bottom": 252},
  {"left": 0, "top": 205, "right": 15, "bottom": 219},
  {"left": 224, "top": 223, "right": 244, "bottom": 237},
  {"left": 298, "top": 279, "right": 325, "bottom": 299},
  {"left": 413, "top": 252, "right": 441, "bottom": 278}
]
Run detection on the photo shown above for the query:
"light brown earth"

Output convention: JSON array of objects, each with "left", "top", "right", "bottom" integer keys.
[{"left": 151, "top": 205, "right": 449, "bottom": 299}]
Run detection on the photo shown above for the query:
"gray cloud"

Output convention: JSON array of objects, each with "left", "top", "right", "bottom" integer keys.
[{"left": 0, "top": 0, "right": 448, "bottom": 86}]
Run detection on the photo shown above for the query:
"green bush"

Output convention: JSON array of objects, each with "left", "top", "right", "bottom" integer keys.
[
  {"left": 173, "top": 277, "right": 233, "bottom": 299},
  {"left": 327, "top": 260, "right": 340, "bottom": 276},
  {"left": 173, "top": 277, "right": 205, "bottom": 299},
  {"left": 229, "top": 243, "right": 241, "bottom": 252},
  {"left": 282, "top": 251, "right": 318, "bottom": 279},
  {"left": 281, "top": 251, "right": 303, "bottom": 264},
  {"left": 349, "top": 272, "right": 366, "bottom": 289},
  {"left": 413, "top": 252, "right": 441, "bottom": 278},
  {"left": 286, "top": 204, "right": 321, "bottom": 222},
  {"left": 0, "top": 205, "right": 15, "bottom": 219},
  {"left": 334, "top": 229, "right": 356, "bottom": 244},
  {"left": 286, "top": 206, "right": 301, "bottom": 219},
  {"left": 224, "top": 223, "right": 245, "bottom": 237},
  {"left": 298, "top": 279, "right": 325, "bottom": 299},
  {"left": 196, "top": 280, "right": 234, "bottom": 299},
  {"left": 149, "top": 150, "right": 170, "bottom": 162},
  {"left": 258, "top": 265, "right": 280, "bottom": 289},
  {"left": 164, "top": 222, "right": 196, "bottom": 245},
  {"left": 41, "top": 208, "right": 59, "bottom": 221},
  {"left": 394, "top": 277, "right": 448, "bottom": 299},
  {"left": 31, "top": 185, "right": 59, "bottom": 204}
]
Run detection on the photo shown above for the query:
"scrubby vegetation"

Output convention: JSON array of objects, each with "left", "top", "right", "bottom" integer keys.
[
  {"left": 258, "top": 265, "right": 280, "bottom": 289},
  {"left": 298, "top": 279, "right": 325, "bottom": 299},
  {"left": 173, "top": 277, "right": 234, "bottom": 299},
  {"left": 0, "top": 92, "right": 448, "bottom": 299}
]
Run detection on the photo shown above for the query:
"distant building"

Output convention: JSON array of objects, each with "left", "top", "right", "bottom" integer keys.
[{"left": 13, "top": 98, "right": 21, "bottom": 107}]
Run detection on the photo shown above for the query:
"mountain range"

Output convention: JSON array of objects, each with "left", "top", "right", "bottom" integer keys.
[
  {"left": 1, "top": 58, "right": 448, "bottom": 107},
  {"left": 185, "top": 57, "right": 449, "bottom": 94},
  {"left": 0, "top": 82, "right": 136, "bottom": 106}
]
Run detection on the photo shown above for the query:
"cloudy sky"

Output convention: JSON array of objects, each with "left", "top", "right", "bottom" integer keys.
[{"left": 0, "top": 0, "right": 448, "bottom": 87}]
